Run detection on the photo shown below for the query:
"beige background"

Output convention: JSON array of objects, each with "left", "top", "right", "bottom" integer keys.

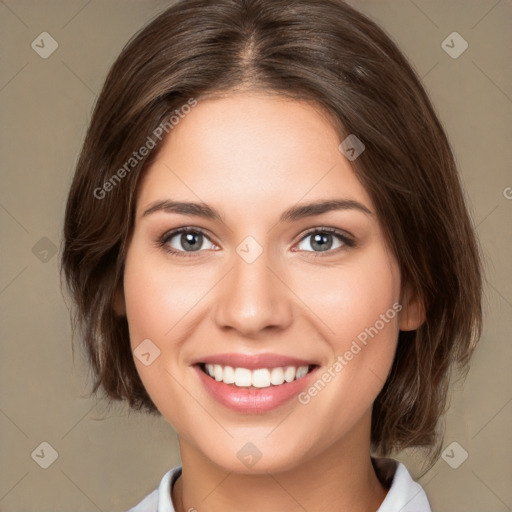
[{"left": 0, "top": 1, "right": 511, "bottom": 511}]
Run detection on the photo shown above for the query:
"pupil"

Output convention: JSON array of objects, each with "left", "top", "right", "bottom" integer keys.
[
  {"left": 312, "top": 233, "right": 332, "bottom": 252},
  {"left": 182, "top": 232, "right": 202, "bottom": 251}
]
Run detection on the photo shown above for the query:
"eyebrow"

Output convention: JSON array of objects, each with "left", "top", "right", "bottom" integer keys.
[{"left": 141, "top": 198, "right": 373, "bottom": 222}]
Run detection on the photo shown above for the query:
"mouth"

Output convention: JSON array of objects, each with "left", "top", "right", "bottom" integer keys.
[
  {"left": 193, "top": 356, "right": 320, "bottom": 413},
  {"left": 196, "top": 362, "right": 319, "bottom": 389}
]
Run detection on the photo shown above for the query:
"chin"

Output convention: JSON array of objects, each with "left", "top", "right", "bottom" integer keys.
[{"left": 194, "top": 434, "right": 314, "bottom": 475}]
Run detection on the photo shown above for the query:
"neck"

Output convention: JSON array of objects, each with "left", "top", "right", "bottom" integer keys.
[{"left": 172, "top": 414, "right": 388, "bottom": 512}]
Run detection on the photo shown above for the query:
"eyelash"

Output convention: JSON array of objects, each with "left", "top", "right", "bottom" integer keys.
[{"left": 157, "top": 226, "right": 356, "bottom": 258}]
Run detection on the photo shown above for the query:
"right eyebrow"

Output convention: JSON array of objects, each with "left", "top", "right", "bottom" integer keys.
[{"left": 141, "top": 200, "right": 223, "bottom": 221}]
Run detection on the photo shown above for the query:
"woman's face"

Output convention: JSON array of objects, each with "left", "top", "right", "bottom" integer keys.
[{"left": 120, "top": 92, "right": 412, "bottom": 473}]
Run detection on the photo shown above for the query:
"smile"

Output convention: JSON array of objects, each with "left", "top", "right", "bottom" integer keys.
[
  {"left": 200, "top": 363, "right": 314, "bottom": 388},
  {"left": 192, "top": 353, "right": 320, "bottom": 413}
]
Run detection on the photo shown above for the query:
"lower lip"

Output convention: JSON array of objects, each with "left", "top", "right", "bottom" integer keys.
[{"left": 194, "top": 365, "right": 317, "bottom": 413}]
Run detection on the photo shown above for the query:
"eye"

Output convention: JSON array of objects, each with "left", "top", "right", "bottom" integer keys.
[
  {"left": 295, "top": 227, "right": 355, "bottom": 255},
  {"left": 159, "top": 228, "right": 217, "bottom": 256},
  {"left": 158, "top": 226, "right": 356, "bottom": 257}
]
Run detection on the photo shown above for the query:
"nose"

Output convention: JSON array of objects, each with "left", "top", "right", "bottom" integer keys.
[{"left": 213, "top": 248, "right": 293, "bottom": 337}]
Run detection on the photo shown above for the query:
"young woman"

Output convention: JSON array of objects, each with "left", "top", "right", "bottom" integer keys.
[{"left": 61, "top": 1, "right": 483, "bottom": 511}]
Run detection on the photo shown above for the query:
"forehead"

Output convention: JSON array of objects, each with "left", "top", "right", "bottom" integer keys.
[{"left": 136, "top": 93, "right": 374, "bottom": 219}]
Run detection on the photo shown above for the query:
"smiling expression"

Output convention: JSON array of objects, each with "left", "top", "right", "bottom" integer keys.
[{"left": 117, "top": 92, "right": 412, "bottom": 473}]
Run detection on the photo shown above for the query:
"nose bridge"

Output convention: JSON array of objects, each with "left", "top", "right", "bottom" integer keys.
[{"left": 213, "top": 243, "right": 292, "bottom": 336}]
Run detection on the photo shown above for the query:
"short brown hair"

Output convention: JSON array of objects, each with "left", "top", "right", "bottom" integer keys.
[{"left": 61, "top": 0, "right": 483, "bottom": 461}]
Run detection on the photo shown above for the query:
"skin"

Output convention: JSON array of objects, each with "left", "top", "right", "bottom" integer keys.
[{"left": 115, "top": 92, "right": 425, "bottom": 512}]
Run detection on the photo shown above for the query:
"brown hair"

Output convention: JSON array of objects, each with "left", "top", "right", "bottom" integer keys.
[{"left": 61, "top": 0, "right": 483, "bottom": 461}]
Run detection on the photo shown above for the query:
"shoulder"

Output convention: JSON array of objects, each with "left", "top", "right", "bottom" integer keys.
[
  {"left": 125, "top": 466, "right": 182, "bottom": 512},
  {"left": 374, "top": 458, "right": 432, "bottom": 512}
]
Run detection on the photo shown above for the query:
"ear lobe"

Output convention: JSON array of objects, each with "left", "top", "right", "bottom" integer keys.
[
  {"left": 112, "top": 282, "right": 126, "bottom": 316},
  {"left": 399, "top": 284, "right": 426, "bottom": 331}
]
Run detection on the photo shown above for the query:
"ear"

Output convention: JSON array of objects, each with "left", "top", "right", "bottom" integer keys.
[
  {"left": 112, "top": 281, "right": 126, "bottom": 316},
  {"left": 399, "top": 283, "right": 426, "bottom": 331}
]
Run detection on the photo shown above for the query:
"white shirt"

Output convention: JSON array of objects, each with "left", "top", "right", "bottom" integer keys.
[{"left": 127, "top": 458, "right": 431, "bottom": 512}]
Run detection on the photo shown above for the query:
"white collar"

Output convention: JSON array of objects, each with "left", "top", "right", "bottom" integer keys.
[{"left": 374, "top": 458, "right": 431, "bottom": 511}]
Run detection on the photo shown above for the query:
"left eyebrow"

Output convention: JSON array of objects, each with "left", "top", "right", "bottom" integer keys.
[
  {"left": 140, "top": 198, "right": 373, "bottom": 222},
  {"left": 279, "top": 199, "right": 373, "bottom": 222}
]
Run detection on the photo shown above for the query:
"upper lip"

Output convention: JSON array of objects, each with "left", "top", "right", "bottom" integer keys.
[{"left": 192, "top": 353, "right": 318, "bottom": 370}]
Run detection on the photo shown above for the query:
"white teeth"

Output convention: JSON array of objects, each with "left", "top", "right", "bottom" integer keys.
[
  {"left": 270, "top": 367, "right": 285, "bottom": 385},
  {"left": 203, "top": 364, "right": 310, "bottom": 388},
  {"left": 234, "top": 367, "right": 252, "bottom": 387},
  {"left": 252, "top": 368, "right": 270, "bottom": 388},
  {"left": 284, "top": 366, "right": 296, "bottom": 383},
  {"left": 223, "top": 365, "right": 235, "bottom": 384},
  {"left": 296, "top": 366, "right": 309, "bottom": 379},
  {"left": 214, "top": 364, "right": 223, "bottom": 381}
]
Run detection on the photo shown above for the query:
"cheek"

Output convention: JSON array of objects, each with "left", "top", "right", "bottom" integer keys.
[
  {"left": 291, "top": 249, "right": 401, "bottom": 408},
  {"left": 291, "top": 249, "right": 400, "bottom": 347},
  {"left": 122, "top": 246, "right": 214, "bottom": 348},
  {"left": 121, "top": 246, "right": 182, "bottom": 393},
  {"left": 121, "top": 247, "right": 200, "bottom": 430}
]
